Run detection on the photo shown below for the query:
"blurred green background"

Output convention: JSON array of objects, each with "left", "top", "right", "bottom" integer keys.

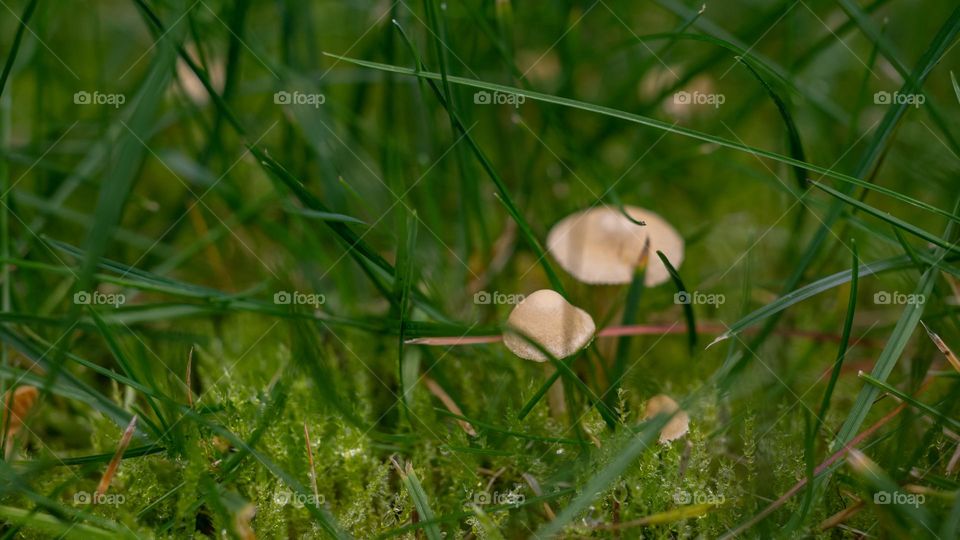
[{"left": 0, "top": 0, "right": 959, "bottom": 538}]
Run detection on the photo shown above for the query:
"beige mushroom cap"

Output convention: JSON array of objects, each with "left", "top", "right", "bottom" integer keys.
[
  {"left": 503, "top": 290, "right": 596, "bottom": 362},
  {"left": 643, "top": 394, "right": 690, "bottom": 443},
  {"left": 546, "top": 206, "right": 684, "bottom": 286}
]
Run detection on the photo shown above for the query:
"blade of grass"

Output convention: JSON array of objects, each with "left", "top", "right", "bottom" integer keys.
[
  {"left": 44, "top": 20, "right": 181, "bottom": 430},
  {"left": 837, "top": 0, "right": 960, "bottom": 157},
  {"left": 374, "top": 488, "right": 576, "bottom": 539},
  {"left": 130, "top": 0, "right": 452, "bottom": 324},
  {"left": 396, "top": 210, "right": 418, "bottom": 422},
  {"left": 325, "top": 54, "right": 960, "bottom": 230},
  {"left": 813, "top": 241, "right": 859, "bottom": 434},
  {"left": 858, "top": 372, "right": 960, "bottom": 431},
  {"left": 846, "top": 449, "right": 936, "bottom": 532},
  {"left": 0, "top": 326, "right": 132, "bottom": 427},
  {"left": 0, "top": 505, "right": 125, "bottom": 540},
  {"left": 834, "top": 193, "right": 960, "bottom": 451},
  {"left": 710, "top": 252, "right": 936, "bottom": 345},
  {"left": 810, "top": 181, "right": 958, "bottom": 254},
  {"left": 468, "top": 505, "right": 506, "bottom": 540},
  {"left": 607, "top": 241, "right": 648, "bottom": 414},
  {"left": 284, "top": 207, "right": 368, "bottom": 225},
  {"left": 395, "top": 460, "right": 442, "bottom": 540},
  {"left": 0, "top": 0, "right": 36, "bottom": 419},
  {"left": 184, "top": 407, "right": 351, "bottom": 539},
  {"left": 75, "top": 19, "right": 180, "bottom": 297},
  {"left": 720, "top": 380, "right": 926, "bottom": 539},
  {"left": 534, "top": 405, "right": 674, "bottom": 537},
  {"left": 517, "top": 354, "right": 571, "bottom": 421},
  {"left": 735, "top": 56, "right": 807, "bottom": 188},
  {"left": 391, "top": 21, "right": 567, "bottom": 295},
  {"left": 795, "top": 241, "right": 859, "bottom": 528},
  {"left": 952, "top": 71, "right": 960, "bottom": 103},
  {"left": 86, "top": 308, "right": 168, "bottom": 438},
  {"left": 433, "top": 409, "right": 585, "bottom": 445},
  {"left": 784, "top": 197, "right": 960, "bottom": 534},
  {"left": 657, "top": 250, "right": 696, "bottom": 352},
  {"left": 750, "top": 4, "right": 960, "bottom": 377},
  {"left": 0, "top": 0, "right": 38, "bottom": 100},
  {"left": 13, "top": 444, "right": 164, "bottom": 467},
  {"left": 503, "top": 327, "right": 616, "bottom": 428},
  {"left": 422, "top": 0, "right": 486, "bottom": 259}
]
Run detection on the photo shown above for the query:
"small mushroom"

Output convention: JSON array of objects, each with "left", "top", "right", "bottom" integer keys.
[
  {"left": 546, "top": 206, "right": 684, "bottom": 287},
  {"left": 503, "top": 290, "right": 596, "bottom": 362},
  {"left": 3, "top": 385, "right": 38, "bottom": 458},
  {"left": 643, "top": 394, "right": 689, "bottom": 443},
  {"left": 2, "top": 385, "right": 38, "bottom": 439}
]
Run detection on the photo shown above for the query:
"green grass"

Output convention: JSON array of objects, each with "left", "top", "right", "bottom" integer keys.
[{"left": 1, "top": 0, "right": 960, "bottom": 538}]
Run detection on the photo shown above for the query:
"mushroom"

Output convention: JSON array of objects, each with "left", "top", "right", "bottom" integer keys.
[
  {"left": 2, "top": 385, "right": 38, "bottom": 439},
  {"left": 503, "top": 290, "right": 596, "bottom": 362},
  {"left": 643, "top": 394, "right": 689, "bottom": 443},
  {"left": 175, "top": 45, "right": 225, "bottom": 106},
  {"left": 3, "top": 385, "right": 39, "bottom": 457},
  {"left": 546, "top": 206, "right": 684, "bottom": 287}
]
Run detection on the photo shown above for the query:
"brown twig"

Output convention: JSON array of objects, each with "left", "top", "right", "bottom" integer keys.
[
  {"left": 947, "top": 441, "right": 960, "bottom": 474},
  {"left": 424, "top": 377, "right": 476, "bottom": 436},
  {"left": 920, "top": 321, "right": 960, "bottom": 373},
  {"left": 406, "top": 324, "right": 875, "bottom": 347},
  {"left": 943, "top": 272, "right": 960, "bottom": 303},
  {"left": 817, "top": 499, "right": 864, "bottom": 531},
  {"left": 2, "top": 385, "right": 38, "bottom": 458},
  {"left": 591, "top": 503, "right": 715, "bottom": 530},
  {"left": 720, "top": 377, "right": 934, "bottom": 539},
  {"left": 233, "top": 503, "right": 257, "bottom": 540},
  {"left": 522, "top": 473, "right": 556, "bottom": 520},
  {"left": 304, "top": 422, "right": 320, "bottom": 507},
  {"left": 96, "top": 415, "right": 138, "bottom": 497},
  {"left": 187, "top": 202, "right": 234, "bottom": 291},
  {"left": 185, "top": 347, "right": 194, "bottom": 407}
]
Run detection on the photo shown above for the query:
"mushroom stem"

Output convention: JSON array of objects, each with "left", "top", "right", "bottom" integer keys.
[{"left": 545, "top": 364, "right": 567, "bottom": 419}]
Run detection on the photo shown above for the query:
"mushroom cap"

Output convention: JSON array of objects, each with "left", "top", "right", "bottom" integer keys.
[
  {"left": 546, "top": 206, "right": 684, "bottom": 286},
  {"left": 503, "top": 290, "right": 596, "bottom": 362},
  {"left": 2, "top": 385, "right": 38, "bottom": 438},
  {"left": 643, "top": 394, "right": 690, "bottom": 443}
]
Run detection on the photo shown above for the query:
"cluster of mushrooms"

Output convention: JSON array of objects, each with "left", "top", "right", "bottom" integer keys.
[{"left": 502, "top": 205, "right": 689, "bottom": 443}]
